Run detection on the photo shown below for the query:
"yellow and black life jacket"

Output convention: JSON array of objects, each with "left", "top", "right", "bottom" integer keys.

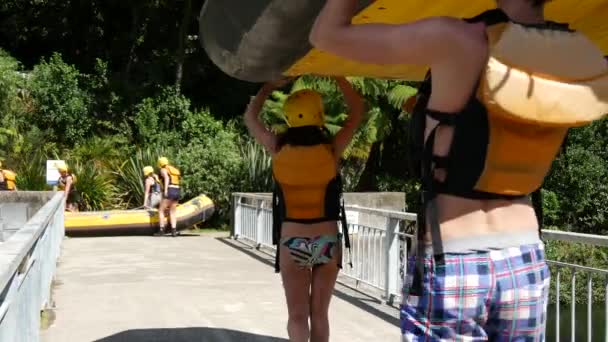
[
  {"left": 0, "top": 169, "right": 17, "bottom": 191},
  {"left": 271, "top": 142, "right": 351, "bottom": 272},
  {"left": 163, "top": 165, "right": 181, "bottom": 186},
  {"left": 408, "top": 9, "right": 608, "bottom": 292},
  {"left": 58, "top": 173, "right": 77, "bottom": 192}
]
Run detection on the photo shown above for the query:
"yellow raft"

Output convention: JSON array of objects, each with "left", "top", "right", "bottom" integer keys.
[
  {"left": 65, "top": 194, "right": 215, "bottom": 236},
  {"left": 199, "top": 0, "right": 608, "bottom": 82}
]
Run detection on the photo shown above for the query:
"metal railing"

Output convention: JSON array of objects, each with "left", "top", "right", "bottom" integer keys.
[
  {"left": 0, "top": 192, "right": 65, "bottom": 342},
  {"left": 231, "top": 192, "right": 608, "bottom": 341}
]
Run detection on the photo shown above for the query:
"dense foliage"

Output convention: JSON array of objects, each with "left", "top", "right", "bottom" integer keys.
[{"left": 0, "top": 1, "right": 606, "bottom": 302}]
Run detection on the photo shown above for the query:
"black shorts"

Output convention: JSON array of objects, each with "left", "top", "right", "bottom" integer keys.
[
  {"left": 166, "top": 187, "right": 181, "bottom": 201},
  {"left": 67, "top": 190, "right": 81, "bottom": 205}
]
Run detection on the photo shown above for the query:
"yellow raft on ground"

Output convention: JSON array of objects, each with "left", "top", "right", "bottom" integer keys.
[
  {"left": 199, "top": 0, "right": 608, "bottom": 82},
  {"left": 65, "top": 194, "right": 215, "bottom": 236}
]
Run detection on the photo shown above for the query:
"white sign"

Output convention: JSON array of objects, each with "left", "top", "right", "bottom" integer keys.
[{"left": 46, "top": 160, "right": 64, "bottom": 186}]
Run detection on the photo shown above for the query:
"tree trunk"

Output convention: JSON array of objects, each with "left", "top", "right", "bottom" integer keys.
[
  {"left": 125, "top": 6, "right": 142, "bottom": 79},
  {"left": 355, "top": 141, "right": 382, "bottom": 191},
  {"left": 175, "top": 0, "right": 192, "bottom": 90}
]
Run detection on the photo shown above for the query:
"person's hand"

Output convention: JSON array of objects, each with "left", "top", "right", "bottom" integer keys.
[{"left": 164, "top": 191, "right": 168, "bottom": 197}]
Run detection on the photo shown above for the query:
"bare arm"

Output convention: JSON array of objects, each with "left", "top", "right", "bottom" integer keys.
[
  {"left": 143, "top": 178, "right": 151, "bottom": 207},
  {"left": 64, "top": 177, "right": 72, "bottom": 204},
  {"left": 161, "top": 169, "right": 169, "bottom": 197},
  {"left": 244, "top": 79, "right": 292, "bottom": 154},
  {"left": 309, "top": 0, "right": 474, "bottom": 67},
  {"left": 332, "top": 77, "right": 364, "bottom": 159}
]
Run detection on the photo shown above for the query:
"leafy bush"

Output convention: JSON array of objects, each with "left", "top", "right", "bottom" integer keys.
[
  {"left": 545, "top": 239, "right": 608, "bottom": 305},
  {"left": 69, "top": 135, "right": 131, "bottom": 170},
  {"left": 0, "top": 49, "right": 24, "bottom": 121},
  {"left": 544, "top": 143, "right": 608, "bottom": 234},
  {"left": 28, "top": 53, "right": 93, "bottom": 146},
  {"left": 134, "top": 85, "right": 190, "bottom": 145},
  {"left": 176, "top": 120, "right": 243, "bottom": 222}
]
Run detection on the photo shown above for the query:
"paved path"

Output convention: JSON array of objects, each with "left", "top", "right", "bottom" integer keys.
[{"left": 41, "top": 233, "right": 400, "bottom": 342}]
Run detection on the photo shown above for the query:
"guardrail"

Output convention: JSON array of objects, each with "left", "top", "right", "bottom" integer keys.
[
  {"left": 231, "top": 192, "right": 608, "bottom": 342},
  {"left": 0, "top": 192, "right": 65, "bottom": 342}
]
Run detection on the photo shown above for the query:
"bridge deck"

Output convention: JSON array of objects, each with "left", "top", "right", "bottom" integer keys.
[{"left": 41, "top": 233, "right": 400, "bottom": 342}]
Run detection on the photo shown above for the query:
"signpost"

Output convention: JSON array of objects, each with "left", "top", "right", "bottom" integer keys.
[{"left": 46, "top": 160, "right": 64, "bottom": 187}]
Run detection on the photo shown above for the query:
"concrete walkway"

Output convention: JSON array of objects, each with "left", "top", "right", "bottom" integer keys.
[{"left": 41, "top": 233, "right": 400, "bottom": 342}]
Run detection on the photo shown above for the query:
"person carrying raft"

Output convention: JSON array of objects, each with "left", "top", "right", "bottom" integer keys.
[{"left": 310, "top": 0, "right": 608, "bottom": 340}]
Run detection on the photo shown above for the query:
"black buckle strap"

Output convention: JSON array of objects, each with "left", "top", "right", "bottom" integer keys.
[
  {"left": 340, "top": 199, "right": 353, "bottom": 268},
  {"left": 426, "top": 110, "right": 457, "bottom": 125}
]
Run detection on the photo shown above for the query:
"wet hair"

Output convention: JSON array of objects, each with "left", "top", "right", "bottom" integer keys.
[{"left": 276, "top": 126, "right": 332, "bottom": 149}]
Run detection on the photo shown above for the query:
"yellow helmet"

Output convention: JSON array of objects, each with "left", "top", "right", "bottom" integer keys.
[
  {"left": 143, "top": 166, "right": 154, "bottom": 176},
  {"left": 157, "top": 157, "right": 169, "bottom": 168},
  {"left": 57, "top": 162, "right": 68, "bottom": 173},
  {"left": 283, "top": 89, "right": 325, "bottom": 128}
]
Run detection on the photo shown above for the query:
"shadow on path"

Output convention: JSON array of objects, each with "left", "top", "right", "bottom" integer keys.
[
  {"left": 216, "top": 237, "right": 401, "bottom": 328},
  {"left": 94, "top": 327, "right": 288, "bottom": 342}
]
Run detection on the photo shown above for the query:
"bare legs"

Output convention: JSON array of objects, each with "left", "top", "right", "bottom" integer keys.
[{"left": 279, "top": 245, "right": 341, "bottom": 342}]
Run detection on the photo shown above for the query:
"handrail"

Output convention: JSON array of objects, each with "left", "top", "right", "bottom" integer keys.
[
  {"left": 0, "top": 191, "right": 65, "bottom": 342},
  {"left": 0, "top": 192, "right": 63, "bottom": 291},
  {"left": 232, "top": 192, "right": 608, "bottom": 342}
]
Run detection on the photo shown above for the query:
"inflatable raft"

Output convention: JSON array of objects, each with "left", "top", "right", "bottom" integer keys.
[
  {"left": 65, "top": 194, "right": 215, "bottom": 236},
  {"left": 199, "top": 0, "right": 608, "bottom": 82}
]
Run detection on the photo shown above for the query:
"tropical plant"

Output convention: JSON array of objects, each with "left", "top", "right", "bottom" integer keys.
[
  {"left": 59, "top": 159, "right": 120, "bottom": 211},
  {"left": 14, "top": 148, "right": 49, "bottom": 191},
  {"left": 238, "top": 137, "right": 273, "bottom": 193},
  {"left": 69, "top": 135, "right": 131, "bottom": 170}
]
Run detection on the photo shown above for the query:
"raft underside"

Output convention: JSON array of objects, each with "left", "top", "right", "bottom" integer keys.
[{"left": 199, "top": 0, "right": 608, "bottom": 82}]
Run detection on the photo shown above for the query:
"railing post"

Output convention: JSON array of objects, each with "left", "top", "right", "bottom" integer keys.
[
  {"left": 230, "top": 194, "right": 236, "bottom": 239},
  {"left": 232, "top": 195, "right": 241, "bottom": 240},
  {"left": 384, "top": 217, "right": 400, "bottom": 305},
  {"left": 571, "top": 270, "right": 576, "bottom": 342},
  {"left": 256, "top": 199, "right": 264, "bottom": 249}
]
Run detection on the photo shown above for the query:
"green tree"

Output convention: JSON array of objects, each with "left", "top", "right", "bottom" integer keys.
[{"left": 29, "top": 53, "right": 93, "bottom": 146}]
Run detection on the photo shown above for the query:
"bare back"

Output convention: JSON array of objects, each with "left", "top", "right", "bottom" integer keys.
[{"left": 424, "top": 23, "right": 538, "bottom": 242}]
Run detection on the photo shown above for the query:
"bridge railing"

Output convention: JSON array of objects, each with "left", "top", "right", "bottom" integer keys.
[
  {"left": 231, "top": 192, "right": 608, "bottom": 342},
  {"left": 0, "top": 192, "right": 65, "bottom": 342}
]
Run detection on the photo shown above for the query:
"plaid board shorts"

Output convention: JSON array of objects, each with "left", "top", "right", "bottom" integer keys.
[{"left": 400, "top": 243, "right": 550, "bottom": 341}]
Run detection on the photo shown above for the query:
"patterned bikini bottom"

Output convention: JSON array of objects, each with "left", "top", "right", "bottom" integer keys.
[{"left": 281, "top": 234, "right": 341, "bottom": 268}]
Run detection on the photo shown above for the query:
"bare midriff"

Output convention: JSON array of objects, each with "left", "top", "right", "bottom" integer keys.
[
  {"left": 425, "top": 193, "right": 539, "bottom": 244},
  {"left": 281, "top": 221, "right": 339, "bottom": 239}
]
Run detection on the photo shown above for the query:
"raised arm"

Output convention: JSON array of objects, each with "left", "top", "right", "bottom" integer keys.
[
  {"left": 244, "top": 79, "right": 292, "bottom": 154},
  {"left": 309, "top": 0, "right": 477, "bottom": 67},
  {"left": 332, "top": 76, "right": 364, "bottom": 159}
]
